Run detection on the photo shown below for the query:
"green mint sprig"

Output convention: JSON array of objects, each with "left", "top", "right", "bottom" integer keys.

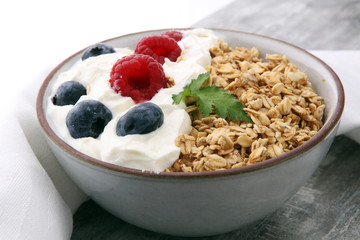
[{"left": 172, "top": 72, "right": 252, "bottom": 123}]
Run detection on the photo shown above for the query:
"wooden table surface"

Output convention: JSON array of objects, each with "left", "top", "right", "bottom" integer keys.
[{"left": 71, "top": 0, "right": 360, "bottom": 239}]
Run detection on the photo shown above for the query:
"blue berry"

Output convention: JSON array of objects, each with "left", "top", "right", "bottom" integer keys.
[
  {"left": 81, "top": 43, "right": 115, "bottom": 61},
  {"left": 116, "top": 102, "right": 164, "bottom": 136},
  {"left": 66, "top": 100, "right": 112, "bottom": 139},
  {"left": 52, "top": 81, "right": 86, "bottom": 106}
]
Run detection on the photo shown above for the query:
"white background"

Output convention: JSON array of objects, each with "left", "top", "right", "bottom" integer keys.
[{"left": 1, "top": 0, "right": 233, "bottom": 114}]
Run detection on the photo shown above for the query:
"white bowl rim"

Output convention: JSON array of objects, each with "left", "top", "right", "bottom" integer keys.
[{"left": 36, "top": 28, "right": 345, "bottom": 179}]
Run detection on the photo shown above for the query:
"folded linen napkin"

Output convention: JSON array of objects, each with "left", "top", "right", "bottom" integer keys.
[{"left": 1, "top": 50, "right": 359, "bottom": 239}]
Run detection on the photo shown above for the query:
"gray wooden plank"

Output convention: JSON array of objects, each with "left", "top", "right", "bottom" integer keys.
[{"left": 193, "top": 0, "right": 360, "bottom": 50}]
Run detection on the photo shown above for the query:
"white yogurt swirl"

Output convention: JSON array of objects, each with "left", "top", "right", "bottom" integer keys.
[{"left": 46, "top": 28, "right": 218, "bottom": 172}]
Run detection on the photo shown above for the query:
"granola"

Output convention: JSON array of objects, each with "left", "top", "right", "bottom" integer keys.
[{"left": 166, "top": 39, "right": 325, "bottom": 172}]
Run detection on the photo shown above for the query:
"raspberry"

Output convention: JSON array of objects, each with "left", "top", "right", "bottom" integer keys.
[
  {"left": 134, "top": 35, "right": 181, "bottom": 64},
  {"left": 109, "top": 54, "right": 168, "bottom": 103},
  {"left": 161, "top": 31, "right": 183, "bottom": 42}
]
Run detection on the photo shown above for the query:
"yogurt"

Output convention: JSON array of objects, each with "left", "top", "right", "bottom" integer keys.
[{"left": 46, "top": 28, "right": 218, "bottom": 172}]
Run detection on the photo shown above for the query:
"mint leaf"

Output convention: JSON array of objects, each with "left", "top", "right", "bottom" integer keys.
[
  {"left": 186, "top": 72, "right": 209, "bottom": 92},
  {"left": 196, "top": 93, "right": 213, "bottom": 116},
  {"left": 227, "top": 101, "right": 253, "bottom": 123},
  {"left": 195, "top": 86, "right": 252, "bottom": 122},
  {"left": 172, "top": 91, "right": 184, "bottom": 104},
  {"left": 172, "top": 72, "right": 252, "bottom": 123},
  {"left": 172, "top": 72, "right": 208, "bottom": 104}
]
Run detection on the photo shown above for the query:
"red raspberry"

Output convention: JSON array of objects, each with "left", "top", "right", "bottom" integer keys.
[
  {"left": 161, "top": 31, "right": 183, "bottom": 42},
  {"left": 109, "top": 54, "right": 168, "bottom": 103},
  {"left": 134, "top": 35, "right": 181, "bottom": 64}
]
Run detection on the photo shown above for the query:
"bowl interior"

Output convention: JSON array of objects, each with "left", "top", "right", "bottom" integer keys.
[{"left": 37, "top": 28, "right": 344, "bottom": 177}]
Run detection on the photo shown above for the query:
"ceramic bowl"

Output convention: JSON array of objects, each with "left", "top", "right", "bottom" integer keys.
[{"left": 36, "top": 28, "right": 344, "bottom": 237}]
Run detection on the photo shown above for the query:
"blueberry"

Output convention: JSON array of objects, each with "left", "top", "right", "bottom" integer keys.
[
  {"left": 116, "top": 102, "right": 164, "bottom": 136},
  {"left": 52, "top": 81, "right": 86, "bottom": 106},
  {"left": 81, "top": 43, "right": 115, "bottom": 61},
  {"left": 66, "top": 100, "right": 112, "bottom": 139}
]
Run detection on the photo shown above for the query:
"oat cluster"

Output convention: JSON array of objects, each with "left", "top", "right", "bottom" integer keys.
[{"left": 166, "top": 39, "right": 325, "bottom": 172}]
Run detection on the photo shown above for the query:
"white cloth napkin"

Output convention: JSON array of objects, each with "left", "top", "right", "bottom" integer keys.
[
  {"left": 1, "top": 50, "right": 359, "bottom": 239},
  {"left": 310, "top": 51, "right": 360, "bottom": 140},
  {"left": 0, "top": 80, "right": 88, "bottom": 239},
  {"left": 0, "top": 111, "right": 76, "bottom": 240}
]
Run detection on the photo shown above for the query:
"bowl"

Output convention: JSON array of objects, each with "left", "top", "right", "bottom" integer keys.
[{"left": 36, "top": 28, "right": 344, "bottom": 237}]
